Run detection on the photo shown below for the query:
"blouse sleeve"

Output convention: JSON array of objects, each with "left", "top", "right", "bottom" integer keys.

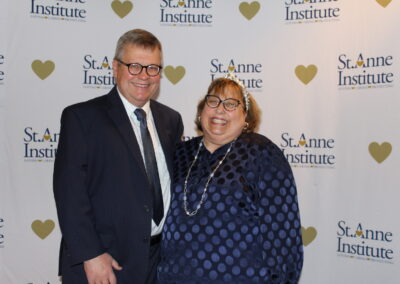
[{"left": 256, "top": 141, "right": 304, "bottom": 283}]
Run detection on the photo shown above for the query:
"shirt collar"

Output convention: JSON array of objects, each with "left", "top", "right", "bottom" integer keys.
[{"left": 116, "top": 87, "right": 151, "bottom": 118}]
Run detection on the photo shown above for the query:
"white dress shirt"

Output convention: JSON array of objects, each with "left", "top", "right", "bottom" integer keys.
[{"left": 117, "top": 89, "right": 171, "bottom": 236}]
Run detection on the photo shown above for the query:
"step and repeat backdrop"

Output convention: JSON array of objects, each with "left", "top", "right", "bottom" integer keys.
[{"left": 1, "top": 1, "right": 399, "bottom": 283}]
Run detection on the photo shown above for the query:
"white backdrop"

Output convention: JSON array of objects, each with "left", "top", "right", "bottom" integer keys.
[{"left": 1, "top": 1, "right": 399, "bottom": 283}]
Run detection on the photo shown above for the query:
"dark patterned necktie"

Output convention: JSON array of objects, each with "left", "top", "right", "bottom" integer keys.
[{"left": 134, "top": 108, "right": 163, "bottom": 225}]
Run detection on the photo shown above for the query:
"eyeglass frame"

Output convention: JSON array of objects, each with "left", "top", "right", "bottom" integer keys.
[
  {"left": 205, "top": 94, "right": 243, "bottom": 111},
  {"left": 116, "top": 59, "right": 162, "bottom": 77}
]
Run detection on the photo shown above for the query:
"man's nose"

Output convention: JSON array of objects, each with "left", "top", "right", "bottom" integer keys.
[{"left": 137, "top": 67, "right": 149, "bottom": 79}]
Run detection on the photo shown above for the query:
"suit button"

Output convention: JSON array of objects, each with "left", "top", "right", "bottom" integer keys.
[
  {"left": 144, "top": 205, "right": 150, "bottom": 212},
  {"left": 143, "top": 237, "right": 149, "bottom": 243}
]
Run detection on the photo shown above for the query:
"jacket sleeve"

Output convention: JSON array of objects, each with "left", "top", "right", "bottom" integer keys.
[
  {"left": 175, "top": 112, "right": 184, "bottom": 144},
  {"left": 53, "top": 107, "right": 104, "bottom": 266}
]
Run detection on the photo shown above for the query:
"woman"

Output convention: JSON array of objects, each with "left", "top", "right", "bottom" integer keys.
[{"left": 158, "top": 74, "right": 303, "bottom": 283}]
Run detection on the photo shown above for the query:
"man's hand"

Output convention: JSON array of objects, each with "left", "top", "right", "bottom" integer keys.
[{"left": 83, "top": 253, "right": 123, "bottom": 284}]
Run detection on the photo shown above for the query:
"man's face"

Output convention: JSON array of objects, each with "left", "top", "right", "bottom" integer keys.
[{"left": 112, "top": 44, "right": 162, "bottom": 107}]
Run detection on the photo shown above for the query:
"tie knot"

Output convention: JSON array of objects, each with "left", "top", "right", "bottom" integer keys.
[{"left": 134, "top": 108, "right": 147, "bottom": 123}]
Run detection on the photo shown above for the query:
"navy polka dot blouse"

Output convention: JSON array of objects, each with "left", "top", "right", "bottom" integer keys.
[{"left": 158, "top": 133, "right": 303, "bottom": 283}]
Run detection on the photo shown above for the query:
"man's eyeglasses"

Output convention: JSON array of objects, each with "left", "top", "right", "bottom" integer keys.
[
  {"left": 205, "top": 95, "right": 242, "bottom": 111},
  {"left": 116, "top": 59, "right": 162, "bottom": 77}
]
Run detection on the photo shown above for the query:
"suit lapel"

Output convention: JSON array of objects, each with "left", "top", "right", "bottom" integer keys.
[
  {"left": 106, "top": 87, "right": 148, "bottom": 178},
  {"left": 151, "top": 101, "right": 174, "bottom": 177}
]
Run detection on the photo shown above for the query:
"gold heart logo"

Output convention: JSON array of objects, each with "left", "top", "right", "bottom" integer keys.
[
  {"left": 376, "top": 0, "right": 392, "bottom": 7},
  {"left": 178, "top": 1, "right": 185, "bottom": 6},
  {"left": 356, "top": 230, "right": 363, "bottom": 237},
  {"left": 298, "top": 140, "right": 306, "bottom": 146},
  {"left": 31, "top": 60, "right": 55, "bottom": 80},
  {"left": 239, "top": 1, "right": 260, "bottom": 20},
  {"left": 43, "top": 135, "right": 51, "bottom": 141},
  {"left": 356, "top": 60, "right": 364, "bottom": 67},
  {"left": 368, "top": 142, "right": 392, "bottom": 163},
  {"left": 111, "top": 0, "right": 133, "bottom": 19},
  {"left": 31, "top": 219, "right": 55, "bottom": 239},
  {"left": 102, "top": 63, "right": 109, "bottom": 68},
  {"left": 295, "top": 64, "right": 318, "bottom": 85},
  {"left": 228, "top": 66, "right": 235, "bottom": 72},
  {"left": 301, "top": 226, "right": 317, "bottom": 246},
  {"left": 164, "top": 65, "right": 185, "bottom": 85}
]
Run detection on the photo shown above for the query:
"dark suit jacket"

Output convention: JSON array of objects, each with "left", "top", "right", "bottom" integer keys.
[{"left": 53, "top": 87, "right": 183, "bottom": 283}]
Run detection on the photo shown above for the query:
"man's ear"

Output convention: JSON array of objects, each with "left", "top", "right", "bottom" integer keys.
[{"left": 112, "top": 59, "right": 118, "bottom": 78}]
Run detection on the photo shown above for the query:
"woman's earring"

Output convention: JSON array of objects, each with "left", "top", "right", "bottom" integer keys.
[
  {"left": 243, "top": 122, "right": 249, "bottom": 131},
  {"left": 197, "top": 116, "right": 201, "bottom": 122}
]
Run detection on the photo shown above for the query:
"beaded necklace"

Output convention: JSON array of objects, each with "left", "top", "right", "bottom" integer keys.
[{"left": 183, "top": 138, "right": 236, "bottom": 216}]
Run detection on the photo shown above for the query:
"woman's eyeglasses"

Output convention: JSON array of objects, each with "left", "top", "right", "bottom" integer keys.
[{"left": 205, "top": 95, "right": 242, "bottom": 111}]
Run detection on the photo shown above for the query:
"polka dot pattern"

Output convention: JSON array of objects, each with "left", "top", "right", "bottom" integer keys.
[{"left": 158, "top": 133, "right": 303, "bottom": 283}]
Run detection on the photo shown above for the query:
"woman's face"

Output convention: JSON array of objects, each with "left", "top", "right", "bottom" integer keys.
[{"left": 200, "top": 85, "right": 246, "bottom": 152}]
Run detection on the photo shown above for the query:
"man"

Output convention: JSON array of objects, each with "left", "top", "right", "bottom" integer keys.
[{"left": 53, "top": 29, "right": 183, "bottom": 284}]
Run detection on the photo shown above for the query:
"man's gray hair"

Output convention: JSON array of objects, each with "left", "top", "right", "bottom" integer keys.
[{"left": 114, "top": 29, "right": 162, "bottom": 61}]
